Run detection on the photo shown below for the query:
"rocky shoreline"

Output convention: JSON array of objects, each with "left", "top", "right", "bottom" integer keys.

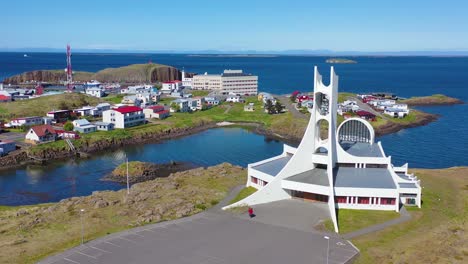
[{"left": 0, "top": 112, "right": 440, "bottom": 169}]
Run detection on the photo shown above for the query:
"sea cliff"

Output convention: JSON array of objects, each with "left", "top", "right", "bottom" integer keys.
[{"left": 2, "top": 63, "right": 191, "bottom": 84}]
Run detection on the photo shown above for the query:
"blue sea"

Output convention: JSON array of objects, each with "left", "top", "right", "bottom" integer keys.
[{"left": 1, "top": 54, "right": 467, "bottom": 167}]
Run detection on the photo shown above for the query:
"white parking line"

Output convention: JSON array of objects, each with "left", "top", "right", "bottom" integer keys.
[
  {"left": 63, "top": 258, "right": 80, "bottom": 264},
  {"left": 131, "top": 232, "right": 145, "bottom": 237},
  {"left": 90, "top": 245, "right": 111, "bottom": 253},
  {"left": 76, "top": 251, "right": 97, "bottom": 259},
  {"left": 104, "top": 241, "right": 122, "bottom": 247},
  {"left": 118, "top": 236, "right": 137, "bottom": 243}
]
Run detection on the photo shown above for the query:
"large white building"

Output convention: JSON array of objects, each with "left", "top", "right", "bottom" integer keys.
[
  {"left": 102, "top": 106, "right": 145, "bottom": 129},
  {"left": 223, "top": 67, "right": 422, "bottom": 233},
  {"left": 192, "top": 69, "right": 258, "bottom": 95}
]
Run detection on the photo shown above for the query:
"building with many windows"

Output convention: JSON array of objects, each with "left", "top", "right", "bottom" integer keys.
[
  {"left": 223, "top": 67, "right": 421, "bottom": 233},
  {"left": 102, "top": 106, "right": 145, "bottom": 129},
  {"left": 192, "top": 69, "right": 258, "bottom": 95}
]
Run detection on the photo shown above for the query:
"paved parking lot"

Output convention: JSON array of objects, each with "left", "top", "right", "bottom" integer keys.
[{"left": 39, "top": 201, "right": 358, "bottom": 264}]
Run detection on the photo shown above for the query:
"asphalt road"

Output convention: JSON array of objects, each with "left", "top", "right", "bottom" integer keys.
[{"left": 39, "top": 200, "right": 358, "bottom": 264}]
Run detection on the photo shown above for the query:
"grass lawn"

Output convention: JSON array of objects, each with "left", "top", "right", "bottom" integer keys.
[
  {"left": 324, "top": 209, "right": 400, "bottom": 234},
  {"left": 228, "top": 186, "right": 257, "bottom": 205},
  {"left": 102, "top": 94, "right": 124, "bottom": 104},
  {"left": 0, "top": 93, "right": 102, "bottom": 120},
  {"left": 351, "top": 167, "right": 468, "bottom": 264}
]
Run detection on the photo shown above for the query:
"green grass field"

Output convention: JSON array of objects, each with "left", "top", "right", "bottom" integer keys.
[
  {"left": 228, "top": 186, "right": 257, "bottom": 205},
  {"left": 351, "top": 167, "right": 468, "bottom": 264},
  {"left": 323, "top": 209, "right": 400, "bottom": 234}
]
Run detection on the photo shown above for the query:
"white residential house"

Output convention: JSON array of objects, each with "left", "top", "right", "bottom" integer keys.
[
  {"left": 226, "top": 96, "right": 245, "bottom": 103},
  {"left": 121, "top": 95, "right": 141, "bottom": 106},
  {"left": 205, "top": 97, "right": 220, "bottom": 106},
  {"left": 121, "top": 84, "right": 153, "bottom": 94},
  {"left": 187, "top": 97, "right": 205, "bottom": 111},
  {"left": 384, "top": 108, "right": 410, "bottom": 118},
  {"left": 86, "top": 87, "right": 105, "bottom": 98},
  {"left": 94, "top": 122, "right": 114, "bottom": 131},
  {"left": 90, "top": 103, "right": 111, "bottom": 117},
  {"left": 136, "top": 92, "right": 153, "bottom": 107},
  {"left": 25, "top": 125, "right": 57, "bottom": 144},
  {"left": 170, "top": 99, "right": 190, "bottom": 113},
  {"left": 73, "top": 106, "right": 94, "bottom": 117},
  {"left": 143, "top": 105, "right": 170, "bottom": 119},
  {"left": 72, "top": 119, "right": 97, "bottom": 134},
  {"left": 7, "top": 116, "right": 43, "bottom": 128},
  {"left": 161, "top": 81, "right": 182, "bottom": 94},
  {"left": 102, "top": 106, "right": 145, "bottom": 129}
]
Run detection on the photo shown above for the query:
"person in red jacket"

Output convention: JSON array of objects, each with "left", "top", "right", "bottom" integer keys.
[{"left": 248, "top": 207, "right": 255, "bottom": 218}]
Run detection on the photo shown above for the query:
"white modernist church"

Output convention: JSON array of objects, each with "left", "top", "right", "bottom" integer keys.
[{"left": 223, "top": 67, "right": 421, "bottom": 233}]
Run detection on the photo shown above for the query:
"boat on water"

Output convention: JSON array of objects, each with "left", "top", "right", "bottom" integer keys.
[{"left": 23, "top": 54, "right": 28, "bottom": 57}]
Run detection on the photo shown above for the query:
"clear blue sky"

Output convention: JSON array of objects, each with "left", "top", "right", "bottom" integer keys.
[{"left": 2, "top": 0, "right": 467, "bottom": 51}]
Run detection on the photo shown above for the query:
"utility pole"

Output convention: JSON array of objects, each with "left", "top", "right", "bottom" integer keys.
[
  {"left": 324, "top": 236, "right": 330, "bottom": 264},
  {"left": 80, "top": 209, "right": 85, "bottom": 245},
  {"left": 126, "top": 157, "right": 130, "bottom": 194}
]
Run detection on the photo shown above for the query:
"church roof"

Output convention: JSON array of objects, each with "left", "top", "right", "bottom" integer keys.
[
  {"left": 251, "top": 155, "right": 292, "bottom": 176},
  {"left": 334, "top": 167, "right": 396, "bottom": 189}
]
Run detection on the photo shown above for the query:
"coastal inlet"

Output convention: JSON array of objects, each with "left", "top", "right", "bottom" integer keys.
[{"left": 0, "top": 128, "right": 285, "bottom": 206}]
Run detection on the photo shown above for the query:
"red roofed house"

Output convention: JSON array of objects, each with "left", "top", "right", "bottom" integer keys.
[
  {"left": 143, "top": 105, "right": 170, "bottom": 119},
  {"left": 0, "top": 94, "right": 11, "bottom": 102},
  {"left": 25, "top": 124, "right": 57, "bottom": 144},
  {"left": 356, "top": 110, "right": 377, "bottom": 121},
  {"left": 102, "top": 106, "right": 145, "bottom": 129}
]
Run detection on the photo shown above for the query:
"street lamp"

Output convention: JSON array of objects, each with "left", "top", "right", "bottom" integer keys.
[
  {"left": 126, "top": 157, "right": 130, "bottom": 194},
  {"left": 80, "top": 209, "right": 85, "bottom": 245},
  {"left": 324, "top": 235, "right": 330, "bottom": 264}
]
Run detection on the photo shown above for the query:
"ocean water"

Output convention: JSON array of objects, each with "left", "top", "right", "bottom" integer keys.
[{"left": 0, "top": 54, "right": 467, "bottom": 167}]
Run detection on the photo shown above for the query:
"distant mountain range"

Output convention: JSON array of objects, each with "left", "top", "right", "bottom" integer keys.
[{"left": 1, "top": 47, "right": 468, "bottom": 56}]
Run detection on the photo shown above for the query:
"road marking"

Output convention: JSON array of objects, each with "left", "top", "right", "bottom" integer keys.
[
  {"left": 75, "top": 251, "right": 97, "bottom": 259},
  {"left": 104, "top": 241, "right": 122, "bottom": 247},
  {"left": 90, "top": 245, "right": 111, "bottom": 253},
  {"left": 131, "top": 232, "right": 145, "bottom": 237},
  {"left": 118, "top": 236, "right": 137, "bottom": 243},
  {"left": 63, "top": 258, "right": 80, "bottom": 264}
]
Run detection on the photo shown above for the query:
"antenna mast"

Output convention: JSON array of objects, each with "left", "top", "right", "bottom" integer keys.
[{"left": 66, "top": 44, "right": 73, "bottom": 92}]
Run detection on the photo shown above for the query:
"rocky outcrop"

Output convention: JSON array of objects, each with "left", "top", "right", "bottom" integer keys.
[
  {"left": 2, "top": 63, "right": 194, "bottom": 84},
  {"left": 400, "top": 94, "right": 464, "bottom": 106},
  {"left": 374, "top": 112, "right": 439, "bottom": 137},
  {"left": 2, "top": 70, "right": 93, "bottom": 84},
  {"left": 104, "top": 161, "right": 197, "bottom": 184},
  {"left": 0, "top": 151, "right": 29, "bottom": 168}
]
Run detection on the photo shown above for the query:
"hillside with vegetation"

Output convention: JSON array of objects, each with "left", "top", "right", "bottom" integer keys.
[
  {"left": 2, "top": 63, "right": 184, "bottom": 84},
  {"left": 0, "top": 93, "right": 101, "bottom": 120}
]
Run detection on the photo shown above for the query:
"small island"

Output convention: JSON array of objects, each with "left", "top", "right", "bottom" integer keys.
[
  {"left": 400, "top": 94, "right": 464, "bottom": 106},
  {"left": 104, "top": 161, "right": 196, "bottom": 184},
  {"left": 326, "top": 58, "right": 357, "bottom": 64}
]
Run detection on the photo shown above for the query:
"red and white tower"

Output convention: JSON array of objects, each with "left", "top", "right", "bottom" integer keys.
[{"left": 65, "top": 44, "right": 73, "bottom": 92}]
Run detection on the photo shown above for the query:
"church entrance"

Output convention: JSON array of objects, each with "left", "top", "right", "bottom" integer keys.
[{"left": 290, "top": 190, "right": 328, "bottom": 202}]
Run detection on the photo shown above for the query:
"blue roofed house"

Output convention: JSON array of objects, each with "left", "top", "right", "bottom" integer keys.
[
  {"left": 72, "top": 119, "right": 97, "bottom": 134},
  {"left": 94, "top": 121, "right": 114, "bottom": 131}
]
